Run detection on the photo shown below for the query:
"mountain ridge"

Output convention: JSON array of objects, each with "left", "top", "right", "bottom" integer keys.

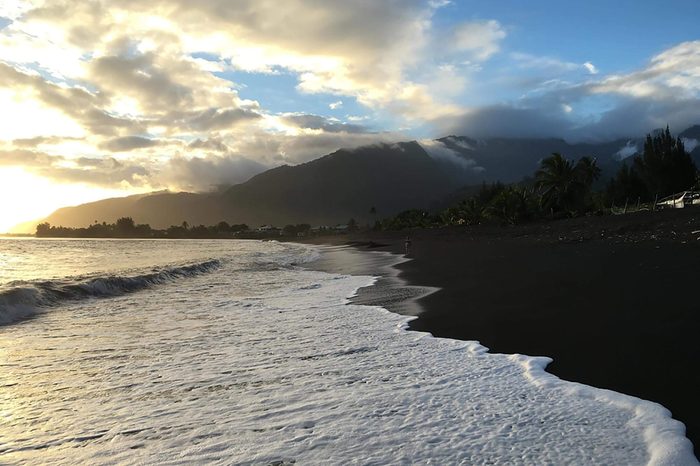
[{"left": 25, "top": 126, "right": 699, "bottom": 232}]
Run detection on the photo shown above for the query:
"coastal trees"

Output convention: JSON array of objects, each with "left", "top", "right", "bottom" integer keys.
[
  {"left": 608, "top": 127, "right": 697, "bottom": 203},
  {"left": 575, "top": 156, "right": 602, "bottom": 189},
  {"left": 486, "top": 186, "right": 536, "bottom": 225},
  {"left": 535, "top": 153, "right": 601, "bottom": 215},
  {"left": 382, "top": 209, "right": 435, "bottom": 230},
  {"left": 633, "top": 127, "right": 697, "bottom": 198},
  {"left": 535, "top": 153, "right": 577, "bottom": 213},
  {"left": 606, "top": 163, "right": 647, "bottom": 206},
  {"left": 36, "top": 222, "right": 51, "bottom": 237},
  {"left": 115, "top": 217, "right": 136, "bottom": 236}
]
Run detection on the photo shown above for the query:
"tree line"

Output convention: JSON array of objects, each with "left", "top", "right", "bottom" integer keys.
[
  {"left": 36, "top": 127, "right": 697, "bottom": 237},
  {"left": 35, "top": 219, "right": 354, "bottom": 239},
  {"left": 36, "top": 218, "right": 252, "bottom": 239},
  {"left": 381, "top": 127, "right": 698, "bottom": 229}
]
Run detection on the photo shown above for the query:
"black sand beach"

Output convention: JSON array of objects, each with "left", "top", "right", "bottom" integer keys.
[{"left": 306, "top": 207, "right": 700, "bottom": 456}]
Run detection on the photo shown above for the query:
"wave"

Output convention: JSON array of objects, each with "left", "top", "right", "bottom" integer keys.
[{"left": 0, "top": 259, "right": 222, "bottom": 326}]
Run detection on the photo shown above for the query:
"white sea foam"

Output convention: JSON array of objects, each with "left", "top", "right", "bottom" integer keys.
[
  {"left": 0, "top": 259, "right": 222, "bottom": 325},
  {"left": 0, "top": 240, "right": 696, "bottom": 465}
]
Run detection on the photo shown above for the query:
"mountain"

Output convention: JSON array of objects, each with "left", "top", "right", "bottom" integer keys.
[
  {"left": 40, "top": 191, "right": 219, "bottom": 231},
  {"left": 33, "top": 126, "right": 699, "bottom": 231},
  {"left": 432, "top": 135, "right": 635, "bottom": 185},
  {"left": 217, "top": 141, "right": 457, "bottom": 226},
  {"left": 39, "top": 142, "right": 459, "bottom": 229}
]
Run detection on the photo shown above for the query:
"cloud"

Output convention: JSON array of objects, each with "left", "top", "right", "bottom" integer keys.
[
  {"left": 0, "top": 62, "right": 139, "bottom": 137},
  {"left": 2, "top": 0, "right": 499, "bottom": 193},
  {"left": 186, "top": 107, "right": 262, "bottom": 131},
  {"left": 583, "top": 62, "right": 598, "bottom": 75},
  {"left": 90, "top": 52, "right": 193, "bottom": 110},
  {"left": 511, "top": 53, "right": 598, "bottom": 75},
  {"left": 590, "top": 41, "right": 700, "bottom": 99},
  {"left": 682, "top": 138, "right": 699, "bottom": 153},
  {"left": 229, "top": 128, "right": 404, "bottom": 165},
  {"left": 280, "top": 114, "right": 370, "bottom": 134},
  {"left": 438, "top": 41, "right": 700, "bottom": 141},
  {"left": 615, "top": 141, "right": 639, "bottom": 160},
  {"left": 100, "top": 136, "right": 158, "bottom": 152},
  {"left": 187, "top": 138, "right": 230, "bottom": 153},
  {"left": 0, "top": 148, "right": 150, "bottom": 187},
  {"left": 419, "top": 139, "right": 483, "bottom": 172},
  {"left": 438, "top": 105, "right": 573, "bottom": 139},
  {"left": 4, "top": 0, "right": 697, "bottom": 197},
  {"left": 451, "top": 20, "right": 506, "bottom": 61},
  {"left": 162, "top": 154, "right": 267, "bottom": 191},
  {"left": 0, "top": 149, "right": 62, "bottom": 167}
]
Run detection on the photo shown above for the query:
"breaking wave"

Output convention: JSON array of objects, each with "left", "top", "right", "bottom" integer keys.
[{"left": 0, "top": 259, "right": 222, "bottom": 326}]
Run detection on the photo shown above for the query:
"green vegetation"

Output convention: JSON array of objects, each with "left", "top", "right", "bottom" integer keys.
[
  {"left": 607, "top": 126, "right": 697, "bottom": 204},
  {"left": 381, "top": 127, "right": 698, "bottom": 230},
  {"left": 36, "top": 127, "right": 699, "bottom": 237},
  {"left": 35, "top": 219, "right": 348, "bottom": 239},
  {"left": 36, "top": 218, "right": 250, "bottom": 239}
]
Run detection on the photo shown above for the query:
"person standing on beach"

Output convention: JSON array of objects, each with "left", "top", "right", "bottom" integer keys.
[{"left": 404, "top": 236, "right": 412, "bottom": 256}]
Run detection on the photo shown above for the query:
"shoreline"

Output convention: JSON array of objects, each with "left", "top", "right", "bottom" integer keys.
[
  {"left": 303, "top": 244, "right": 437, "bottom": 316},
  {"left": 301, "top": 207, "right": 700, "bottom": 457}
]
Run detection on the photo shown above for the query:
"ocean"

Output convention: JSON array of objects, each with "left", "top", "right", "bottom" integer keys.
[{"left": 0, "top": 238, "right": 695, "bottom": 465}]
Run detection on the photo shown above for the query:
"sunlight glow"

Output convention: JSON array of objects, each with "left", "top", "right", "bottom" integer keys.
[
  {"left": 0, "top": 90, "right": 85, "bottom": 140},
  {"left": 0, "top": 167, "right": 131, "bottom": 233}
]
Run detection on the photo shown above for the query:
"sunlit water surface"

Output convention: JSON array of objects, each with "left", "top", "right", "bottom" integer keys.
[{"left": 0, "top": 239, "right": 695, "bottom": 465}]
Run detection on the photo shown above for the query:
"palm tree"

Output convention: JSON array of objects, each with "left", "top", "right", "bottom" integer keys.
[
  {"left": 535, "top": 153, "right": 577, "bottom": 212},
  {"left": 575, "top": 156, "right": 602, "bottom": 188},
  {"left": 486, "top": 186, "right": 534, "bottom": 225}
]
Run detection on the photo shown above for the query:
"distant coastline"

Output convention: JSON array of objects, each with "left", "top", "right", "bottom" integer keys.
[{"left": 33, "top": 217, "right": 355, "bottom": 240}]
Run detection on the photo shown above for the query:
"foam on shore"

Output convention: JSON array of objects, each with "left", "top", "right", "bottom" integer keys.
[
  {"left": 306, "top": 243, "right": 698, "bottom": 465},
  {"left": 0, "top": 240, "right": 696, "bottom": 464}
]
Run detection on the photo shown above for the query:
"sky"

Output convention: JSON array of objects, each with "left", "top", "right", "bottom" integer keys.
[{"left": 0, "top": 0, "right": 699, "bottom": 232}]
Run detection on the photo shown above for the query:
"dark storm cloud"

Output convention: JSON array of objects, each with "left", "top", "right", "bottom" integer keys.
[
  {"left": 440, "top": 97, "right": 700, "bottom": 142},
  {"left": 439, "top": 41, "right": 700, "bottom": 141},
  {"left": 439, "top": 105, "right": 573, "bottom": 140}
]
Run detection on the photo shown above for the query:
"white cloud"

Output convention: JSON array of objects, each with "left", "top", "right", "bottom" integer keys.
[
  {"left": 682, "top": 137, "right": 699, "bottom": 153},
  {"left": 511, "top": 53, "right": 599, "bottom": 75},
  {"left": 329, "top": 100, "right": 343, "bottom": 110},
  {"left": 591, "top": 41, "right": 700, "bottom": 99},
  {"left": 428, "top": 0, "right": 452, "bottom": 8},
  {"left": 583, "top": 62, "right": 598, "bottom": 75},
  {"left": 615, "top": 141, "right": 639, "bottom": 160},
  {"left": 452, "top": 20, "right": 506, "bottom": 61},
  {"left": 439, "top": 41, "right": 700, "bottom": 141},
  {"left": 419, "top": 139, "right": 482, "bottom": 171}
]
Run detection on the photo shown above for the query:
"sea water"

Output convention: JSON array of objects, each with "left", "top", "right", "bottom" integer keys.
[{"left": 0, "top": 238, "right": 696, "bottom": 465}]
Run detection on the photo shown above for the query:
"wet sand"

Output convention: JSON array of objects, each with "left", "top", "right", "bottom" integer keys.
[{"left": 304, "top": 207, "right": 700, "bottom": 456}]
